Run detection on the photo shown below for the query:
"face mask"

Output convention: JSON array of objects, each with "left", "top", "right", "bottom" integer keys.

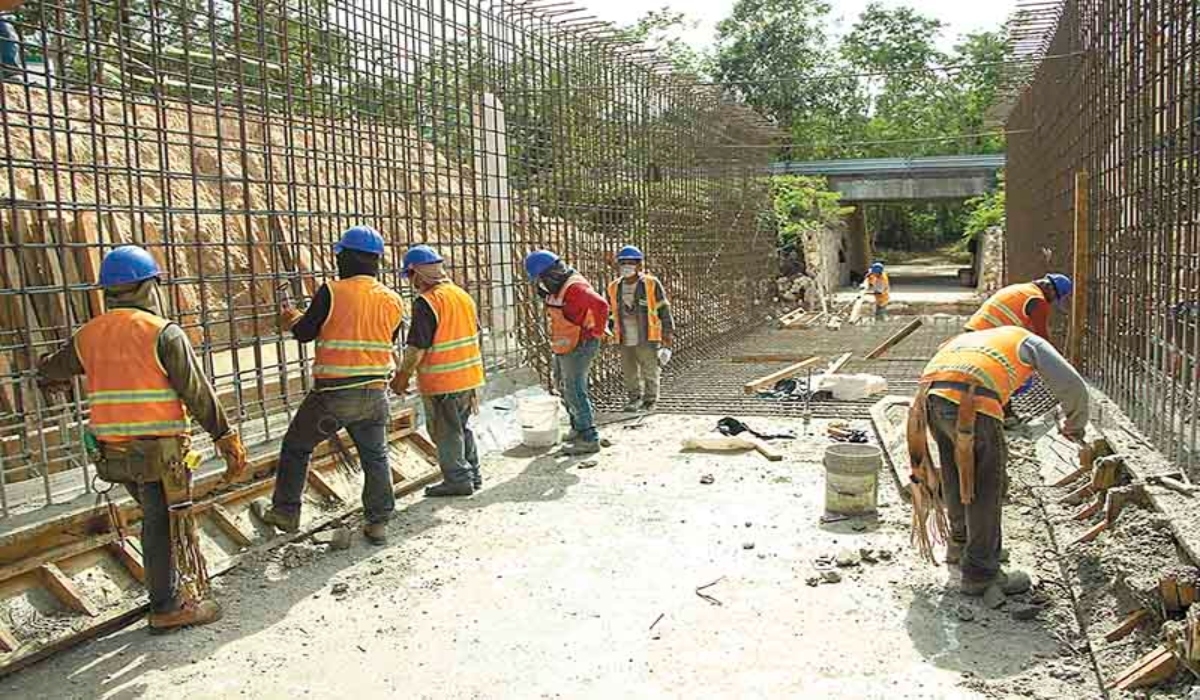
[{"left": 620, "top": 265, "right": 638, "bottom": 278}]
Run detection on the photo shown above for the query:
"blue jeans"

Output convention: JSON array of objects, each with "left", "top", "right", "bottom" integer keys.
[
  {"left": 556, "top": 337, "right": 600, "bottom": 443},
  {"left": 272, "top": 388, "right": 395, "bottom": 523},
  {"left": 422, "top": 391, "right": 479, "bottom": 486}
]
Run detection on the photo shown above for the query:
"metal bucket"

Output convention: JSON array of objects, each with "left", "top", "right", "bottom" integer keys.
[{"left": 823, "top": 443, "right": 882, "bottom": 516}]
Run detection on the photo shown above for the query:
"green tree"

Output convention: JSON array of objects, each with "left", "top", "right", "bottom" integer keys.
[{"left": 618, "top": 8, "right": 712, "bottom": 77}]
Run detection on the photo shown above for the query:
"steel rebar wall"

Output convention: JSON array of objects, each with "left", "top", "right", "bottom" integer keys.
[
  {"left": 1007, "top": 0, "right": 1200, "bottom": 470},
  {"left": 0, "top": 0, "right": 776, "bottom": 518}
]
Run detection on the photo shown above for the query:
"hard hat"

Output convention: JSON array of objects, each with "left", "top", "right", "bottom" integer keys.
[
  {"left": 1045, "top": 273, "right": 1073, "bottom": 300},
  {"left": 616, "top": 245, "right": 644, "bottom": 262},
  {"left": 402, "top": 245, "right": 444, "bottom": 277},
  {"left": 98, "top": 245, "right": 162, "bottom": 287},
  {"left": 334, "top": 225, "right": 385, "bottom": 256},
  {"left": 524, "top": 250, "right": 560, "bottom": 281},
  {"left": 869, "top": 262, "right": 884, "bottom": 274}
]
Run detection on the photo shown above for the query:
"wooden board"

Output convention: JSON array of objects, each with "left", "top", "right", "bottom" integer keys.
[
  {"left": 1104, "top": 609, "right": 1149, "bottom": 642},
  {"left": 746, "top": 436, "right": 783, "bottom": 462},
  {"left": 827, "top": 352, "right": 853, "bottom": 375},
  {"left": 742, "top": 357, "right": 822, "bottom": 395},
  {"left": 1070, "top": 171, "right": 1088, "bottom": 366},
  {"left": 865, "top": 318, "right": 923, "bottom": 360},
  {"left": 1107, "top": 645, "right": 1177, "bottom": 690},
  {"left": 870, "top": 396, "right": 914, "bottom": 499}
]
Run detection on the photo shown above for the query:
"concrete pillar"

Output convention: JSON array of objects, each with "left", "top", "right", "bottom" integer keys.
[
  {"left": 472, "top": 93, "right": 514, "bottom": 358},
  {"left": 844, "top": 206, "right": 870, "bottom": 280}
]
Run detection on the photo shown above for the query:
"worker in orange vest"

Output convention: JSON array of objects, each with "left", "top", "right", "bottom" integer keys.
[
  {"left": 525, "top": 249, "right": 610, "bottom": 455},
  {"left": 606, "top": 245, "right": 674, "bottom": 412},
  {"left": 908, "top": 326, "right": 1088, "bottom": 600},
  {"left": 863, "top": 261, "right": 890, "bottom": 321},
  {"left": 390, "top": 245, "right": 487, "bottom": 497},
  {"left": 37, "top": 245, "right": 248, "bottom": 633},
  {"left": 258, "top": 226, "right": 405, "bottom": 545},
  {"left": 965, "top": 274, "right": 1073, "bottom": 340}
]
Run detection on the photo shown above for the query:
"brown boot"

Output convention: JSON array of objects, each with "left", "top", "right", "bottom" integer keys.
[
  {"left": 251, "top": 499, "right": 300, "bottom": 533},
  {"left": 362, "top": 521, "right": 388, "bottom": 546},
  {"left": 149, "top": 598, "right": 223, "bottom": 634}
]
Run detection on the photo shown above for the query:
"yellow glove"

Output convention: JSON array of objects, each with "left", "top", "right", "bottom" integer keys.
[
  {"left": 215, "top": 431, "right": 249, "bottom": 483},
  {"left": 279, "top": 303, "right": 303, "bottom": 331},
  {"left": 390, "top": 372, "right": 411, "bottom": 397}
]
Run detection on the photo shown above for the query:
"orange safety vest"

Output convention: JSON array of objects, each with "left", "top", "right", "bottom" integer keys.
[
  {"left": 313, "top": 276, "right": 405, "bottom": 379},
  {"left": 866, "top": 272, "right": 890, "bottom": 306},
  {"left": 545, "top": 274, "right": 598, "bottom": 355},
  {"left": 74, "top": 308, "right": 190, "bottom": 443},
  {"left": 965, "top": 282, "right": 1043, "bottom": 332},
  {"left": 922, "top": 326, "right": 1036, "bottom": 421},
  {"left": 605, "top": 274, "right": 664, "bottom": 344},
  {"left": 416, "top": 282, "right": 486, "bottom": 396}
]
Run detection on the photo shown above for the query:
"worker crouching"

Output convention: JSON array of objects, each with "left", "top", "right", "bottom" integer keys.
[
  {"left": 606, "top": 245, "right": 674, "bottom": 412},
  {"left": 37, "top": 245, "right": 248, "bottom": 633},
  {"left": 259, "top": 226, "right": 405, "bottom": 545},
  {"left": 864, "top": 261, "right": 890, "bottom": 321},
  {"left": 391, "top": 245, "right": 487, "bottom": 498},
  {"left": 908, "top": 326, "right": 1088, "bottom": 599},
  {"left": 526, "top": 249, "right": 610, "bottom": 455}
]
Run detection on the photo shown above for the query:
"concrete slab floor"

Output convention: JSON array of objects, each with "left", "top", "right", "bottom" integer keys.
[{"left": 0, "top": 414, "right": 1096, "bottom": 699}]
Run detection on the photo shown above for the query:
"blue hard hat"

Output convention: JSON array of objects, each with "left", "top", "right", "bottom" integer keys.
[
  {"left": 402, "top": 245, "right": 444, "bottom": 277},
  {"left": 98, "top": 245, "right": 162, "bottom": 287},
  {"left": 869, "top": 262, "right": 884, "bottom": 274},
  {"left": 334, "top": 225, "right": 385, "bottom": 256},
  {"left": 617, "top": 245, "right": 644, "bottom": 262},
  {"left": 524, "top": 250, "right": 560, "bottom": 281},
  {"left": 1045, "top": 273, "right": 1073, "bottom": 300}
]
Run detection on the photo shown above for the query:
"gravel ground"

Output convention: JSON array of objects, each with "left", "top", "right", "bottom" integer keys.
[{"left": 1, "top": 414, "right": 1101, "bottom": 699}]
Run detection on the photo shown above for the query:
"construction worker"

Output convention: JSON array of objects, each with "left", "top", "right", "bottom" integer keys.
[
  {"left": 965, "top": 274, "right": 1073, "bottom": 340},
  {"left": 257, "top": 226, "right": 405, "bottom": 545},
  {"left": 37, "top": 245, "right": 248, "bottom": 632},
  {"left": 863, "top": 261, "right": 890, "bottom": 321},
  {"left": 606, "top": 245, "right": 674, "bottom": 412},
  {"left": 525, "top": 249, "right": 609, "bottom": 455},
  {"left": 908, "top": 326, "right": 1088, "bottom": 599},
  {"left": 390, "top": 245, "right": 486, "bottom": 497}
]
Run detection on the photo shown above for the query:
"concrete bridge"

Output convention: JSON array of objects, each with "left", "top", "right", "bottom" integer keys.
[{"left": 768, "top": 154, "right": 1005, "bottom": 201}]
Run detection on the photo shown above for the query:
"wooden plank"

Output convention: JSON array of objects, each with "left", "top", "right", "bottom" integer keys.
[
  {"left": 306, "top": 468, "right": 343, "bottom": 503},
  {"left": 0, "top": 534, "right": 118, "bottom": 585},
  {"left": 0, "top": 620, "right": 19, "bottom": 653},
  {"left": 1070, "top": 520, "right": 1107, "bottom": 547},
  {"left": 207, "top": 503, "right": 254, "bottom": 548},
  {"left": 730, "top": 353, "right": 812, "bottom": 364},
  {"left": 1108, "top": 645, "right": 1177, "bottom": 690},
  {"left": 742, "top": 356, "right": 822, "bottom": 395},
  {"left": 38, "top": 563, "right": 100, "bottom": 617},
  {"left": 870, "top": 396, "right": 914, "bottom": 499},
  {"left": 1070, "top": 170, "right": 1088, "bottom": 366},
  {"left": 827, "top": 352, "right": 853, "bottom": 375},
  {"left": 865, "top": 318, "right": 923, "bottom": 360},
  {"left": 406, "top": 431, "right": 439, "bottom": 463},
  {"left": 70, "top": 213, "right": 105, "bottom": 318},
  {"left": 746, "top": 436, "right": 783, "bottom": 462},
  {"left": 107, "top": 540, "right": 145, "bottom": 584},
  {"left": 1072, "top": 500, "right": 1102, "bottom": 521},
  {"left": 1052, "top": 463, "right": 1092, "bottom": 488},
  {"left": 1104, "top": 609, "right": 1149, "bottom": 643}
]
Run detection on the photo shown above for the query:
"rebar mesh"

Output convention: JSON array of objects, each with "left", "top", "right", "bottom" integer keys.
[
  {"left": 1006, "top": 0, "right": 1200, "bottom": 471},
  {"left": 0, "top": 0, "right": 777, "bottom": 517}
]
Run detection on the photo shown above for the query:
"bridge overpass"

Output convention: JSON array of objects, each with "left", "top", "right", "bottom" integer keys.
[{"left": 768, "top": 154, "right": 1005, "bottom": 201}]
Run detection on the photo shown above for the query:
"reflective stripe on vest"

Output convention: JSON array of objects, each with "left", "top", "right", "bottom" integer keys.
[
  {"left": 546, "top": 274, "right": 593, "bottom": 355},
  {"left": 416, "top": 283, "right": 486, "bottom": 395},
  {"left": 605, "top": 275, "right": 664, "bottom": 344},
  {"left": 866, "top": 272, "right": 890, "bottom": 306},
  {"left": 74, "top": 308, "right": 190, "bottom": 443},
  {"left": 922, "top": 326, "right": 1036, "bottom": 420},
  {"left": 965, "top": 282, "right": 1042, "bottom": 332},
  {"left": 313, "top": 276, "right": 405, "bottom": 379}
]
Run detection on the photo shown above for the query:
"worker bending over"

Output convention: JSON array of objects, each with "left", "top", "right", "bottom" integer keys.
[
  {"left": 966, "top": 274, "right": 1073, "bottom": 340},
  {"left": 863, "top": 261, "right": 890, "bottom": 321},
  {"left": 260, "top": 226, "right": 405, "bottom": 545},
  {"left": 391, "top": 245, "right": 486, "bottom": 497},
  {"left": 38, "top": 245, "right": 248, "bottom": 632},
  {"left": 908, "top": 326, "right": 1088, "bottom": 599},
  {"left": 606, "top": 245, "right": 674, "bottom": 412},
  {"left": 525, "top": 249, "right": 610, "bottom": 455}
]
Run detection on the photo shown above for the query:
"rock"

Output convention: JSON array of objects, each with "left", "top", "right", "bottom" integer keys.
[
  {"left": 331, "top": 582, "right": 349, "bottom": 595},
  {"left": 744, "top": 521, "right": 752, "bottom": 528},
  {"left": 578, "top": 459, "right": 598, "bottom": 469},
  {"left": 820, "top": 570, "right": 842, "bottom": 584},
  {"left": 835, "top": 548, "right": 860, "bottom": 568},
  {"left": 805, "top": 576, "right": 821, "bottom": 587},
  {"left": 1010, "top": 603, "right": 1041, "bottom": 621},
  {"left": 742, "top": 542, "right": 756, "bottom": 550},
  {"left": 313, "top": 527, "right": 353, "bottom": 551},
  {"left": 700, "top": 474, "right": 715, "bottom": 485},
  {"left": 859, "top": 547, "right": 879, "bottom": 564},
  {"left": 983, "top": 585, "right": 1006, "bottom": 610},
  {"left": 955, "top": 605, "right": 976, "bottom": 622},
  {"left": 877, "top": 549, "right": 893, "bottom": 561}
]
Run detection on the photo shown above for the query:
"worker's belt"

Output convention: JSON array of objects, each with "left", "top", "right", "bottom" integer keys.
[{"left": 927, "top": 381, "right": 1000, "bottom": 402}]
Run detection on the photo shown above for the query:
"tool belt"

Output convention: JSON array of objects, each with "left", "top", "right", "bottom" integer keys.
[{"left": 94, "top": 435, "right": 188, "bottom": 485}]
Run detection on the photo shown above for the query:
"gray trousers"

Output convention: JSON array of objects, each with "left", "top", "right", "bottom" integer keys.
[
  {"left": 423, "top": 390, "right": 480, "bottom": 486},
  {"left": 124, "top": 481, "right": 176, "bottom": 613},
  {"left": 927, "top": 395, "right": 1007, "bottom": 583},
  {"left": 620, "top": 344, "right": 660, "bottom": 402}
]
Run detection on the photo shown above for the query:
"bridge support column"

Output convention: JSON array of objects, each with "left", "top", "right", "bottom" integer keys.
[{"left": 845, "top": 206, "right": 870, "bottom": 279}]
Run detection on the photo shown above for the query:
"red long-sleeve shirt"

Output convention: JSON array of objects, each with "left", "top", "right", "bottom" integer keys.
[
  {"left": 1025, "top": 297, "right": 1051, "bottom": 340},
  {"left": 561, "top": 281, "right": 610, "bottom": 339}
]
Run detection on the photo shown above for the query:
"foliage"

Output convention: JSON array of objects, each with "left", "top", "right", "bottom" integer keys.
[
  {"left": 962, "top": 172, "right": 1006, "bottom": 245},
  {"left": 618, "top": 8, "right": 712, "bottom": 77},
  {"left": 771, "top": 176, "right": 852, "bottom": 247}
]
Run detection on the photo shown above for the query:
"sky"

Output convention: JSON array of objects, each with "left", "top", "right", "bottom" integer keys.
[{"left": 589, "top": 0, "right": 1018, "bottom": 53}]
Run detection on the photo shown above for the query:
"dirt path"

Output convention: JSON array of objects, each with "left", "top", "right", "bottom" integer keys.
[{"left": 1, "top": 415, "right": 1098, "bottom": 699}]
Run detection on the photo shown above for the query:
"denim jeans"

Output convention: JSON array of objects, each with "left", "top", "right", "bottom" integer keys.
[
  {"left": 422, "top": 391, "right": 479, "bottom": 486},
  {"left": 273, "top": 387, "right": 395, "bottom": 523},
  {"left": 927, "top": 394, "right": 1008, "bottom": 582},
  {"left": 556, "top": 337, "right": 600, "bottom": 443},
  {"left": 124, "top": 481, "right": 176, "bottom": 613}
]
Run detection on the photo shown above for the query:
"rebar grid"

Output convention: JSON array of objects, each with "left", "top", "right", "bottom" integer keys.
[
  {"left": 1006, "top": 0, "right": 1200, "bottom": 471},
  {"left": 0, "top": 0, "right": 776, "bottom": 518}
]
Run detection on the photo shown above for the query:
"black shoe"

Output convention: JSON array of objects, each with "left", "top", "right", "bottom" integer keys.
[
  {"left": 424, "top": 481, "right": 474, "bottom": 497},
  {"left": 561, "top": 440, "right": 601, "bottom": 456},
  {"left": 641, "top": 400, "right": 657, "bottom": 411},
  {"left": 472, "top": 474, "right": 483, "bottom": 490}
]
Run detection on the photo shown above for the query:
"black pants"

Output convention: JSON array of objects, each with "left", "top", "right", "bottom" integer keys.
[
  {"left": 124, "top": 481, "right": 176, "bottom": 613},
  {"left": 927, "top": 395, "right": 1008, "bottom": 583}
]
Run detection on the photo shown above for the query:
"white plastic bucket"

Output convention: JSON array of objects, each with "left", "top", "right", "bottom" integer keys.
[
  {"left": 824, "top": 443, "right": 882, "bottom": 516},
  {"left": 519, "top": 396, "right": 561, "bottom": 447}
]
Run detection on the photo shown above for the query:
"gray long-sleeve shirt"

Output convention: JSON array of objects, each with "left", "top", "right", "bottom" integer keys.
[{"left": 1018, "top": 335, "right": 1089, "bottom": 435}]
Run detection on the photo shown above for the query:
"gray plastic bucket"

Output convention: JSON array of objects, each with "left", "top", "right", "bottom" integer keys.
[{"left": 823, "top": 443, "right": 882, "bottom": 516}]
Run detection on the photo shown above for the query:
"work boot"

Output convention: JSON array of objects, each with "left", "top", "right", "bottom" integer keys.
[
  {"left": 471, "top": 469, "right": 483, "bottom": 491},
  {"left": 622, "top": 397, "right": 642, "bottom": 413},
  {"left": 561, "top": 440, "right": 601, "bottom": 456},
  {"left": 251, "top": 499, "right": 300, "bottom": 533},
  {"left": 148, "top": 598, "right": 223, "bottom": 634},
  {"left": 424, "top": 481, "right": 474, "bottom": 498},
  {"left": 362, "top": 521, "right": 388, "bottom": 546},
  {"left": 945, "top": 543, "right": 1010, "bottom": 565},
  {"left": 641, "top": 400, "right": 657, "bottom": 412},
  {"left": 961, "top": 568, "right": 1032, "bottom": 596}
]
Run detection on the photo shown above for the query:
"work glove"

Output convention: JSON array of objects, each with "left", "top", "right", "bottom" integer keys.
[
  {"left": 278, "top": 301, "right": 303, "bottom": 331},
  {"left": 35, "top": 354, "right": 71, "bottom": 398},
  {"left": 657, "top": 347, "right": 673, "bottom": 367},
  {"left": 215, "top": 430, "right": 249, "bottom": 484},
  {"left": 389, "top": 371, "right": 411, "bottom": 397}
]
